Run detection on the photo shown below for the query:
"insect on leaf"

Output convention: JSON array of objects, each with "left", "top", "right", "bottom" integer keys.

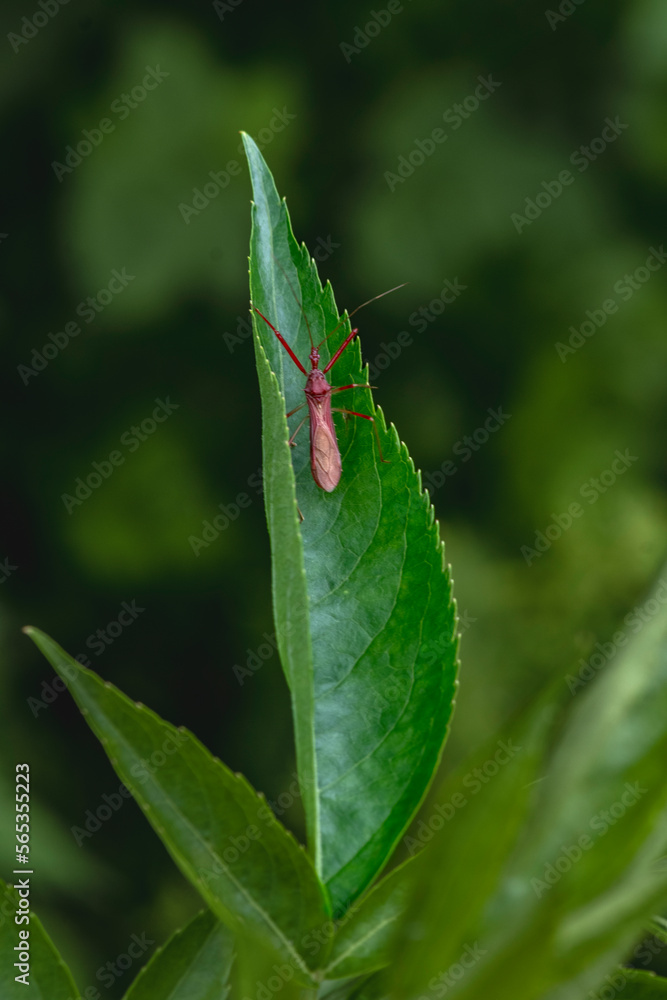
[{"left": 243, "top": 132, "right": 458, "bottom": 915}]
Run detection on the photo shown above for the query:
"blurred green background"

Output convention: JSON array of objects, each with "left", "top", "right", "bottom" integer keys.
[{"left": 1, "top": 0, "right": 666, "bottom": 993}]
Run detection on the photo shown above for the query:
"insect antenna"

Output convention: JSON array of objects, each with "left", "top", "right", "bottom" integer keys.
[
  {"left": 349, "top": 283, "right": 408, "bottom": 319},
  {"left": 317, "top": 283, "right": 408, "bottom": 350},
  {"left": 270, "top": 250, "right": 407, "bottom": 358}
]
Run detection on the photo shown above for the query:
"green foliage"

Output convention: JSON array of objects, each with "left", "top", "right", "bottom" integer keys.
[
  {"left": 7, "top": 142, "right": 667, "bottom": 1000},
  {"left": 24, "top": 627, "right": 330, "bottom": 985},
  {"left": 614, "top": 969, "right": 667, "bottom": 998},
  {"left": 322, "top": 861, "right": 414, "bottom": 980}
]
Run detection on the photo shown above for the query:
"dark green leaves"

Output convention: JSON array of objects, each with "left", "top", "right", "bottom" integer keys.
[
  {"left": 243, "top": 133, "right": 458, "bottom": 916},
  {"left": 24, "top": 628, "right": 330, "bottom": 984}
]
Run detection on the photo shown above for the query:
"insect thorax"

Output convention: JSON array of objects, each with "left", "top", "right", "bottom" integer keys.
[{"left": 305, "top": 370, "right": 331, "bottom": 398}]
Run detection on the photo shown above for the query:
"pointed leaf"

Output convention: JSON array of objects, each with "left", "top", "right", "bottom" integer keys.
[
  {"left": 243, "top": 132, "right": 458, "bottom": 916},
  {"left": 124, "top": 909, "right": 233, "bottom": 1000},
  {"left": 24, "top": 627, "right": 330, "bottom": 983},
  {"left": 613, "top": 969, "right": 667, "bottom": 998},
  {"left": 0, "top": 879, "right": 80, "bottom": 999},
  {"left": 324, "top": 861, "right": 414, "bottom": 980}
]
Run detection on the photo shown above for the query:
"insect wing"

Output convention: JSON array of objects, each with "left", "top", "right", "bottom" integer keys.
[
  {"left": 308, "top": 398, "right": 341, "bottom": 493},
  {"left": 311, "top": 423, "right": 342, "bottom": 493}
]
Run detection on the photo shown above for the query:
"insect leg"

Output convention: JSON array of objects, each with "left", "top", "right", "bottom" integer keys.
[
  {"left": 330, "top": 383, "right": 376, "bottom": 393},
  {"left": 288, "top": 415, "right": 308, "bottom": 448},
  {"left": 254, "top": 307, "right": 308, "bottom": 375},
  {"left": 322, "top": 328, "right": 359, "bottom": 374},
  {"left": 331, "top": 407, "right": 389, "bottom": 464}
]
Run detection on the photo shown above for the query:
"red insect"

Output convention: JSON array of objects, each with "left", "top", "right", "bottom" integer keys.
[{"left": 254, "top": 283, "right": 403, "bottom": 492}]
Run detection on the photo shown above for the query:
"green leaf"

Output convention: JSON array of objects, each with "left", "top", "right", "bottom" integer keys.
[
  {"left": 233, "top": 933, "right": 318, "bottom": 1000},
  {"left": 324, "top": 862, "right": 414, "bottom": 980},
  {"left": 613, "top": 968, "right": 667, "bottom": 997},
  {"left": 24, "top": 627, "right": 330, "bottom": 984},
  {"left": 328, "top": 972, "right": 388, "bottom": 1000},
  {"left": 242, "top": 133, "right": 458, "bottom": 916},
  {"left": 0, "top": 879, "right": 80, "bottom": 999},
  {"left": 389, "top": 571, "right": 667, "bottom": 1000},
  {"left": 124, "top": 909, "right": 233, "bottom": 1000},
  {"left": 388, "top": 698, "right": 553, "bottom": 999},
  {"left": 648, "top": 916, "right": 667, "bottom": 946}
]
